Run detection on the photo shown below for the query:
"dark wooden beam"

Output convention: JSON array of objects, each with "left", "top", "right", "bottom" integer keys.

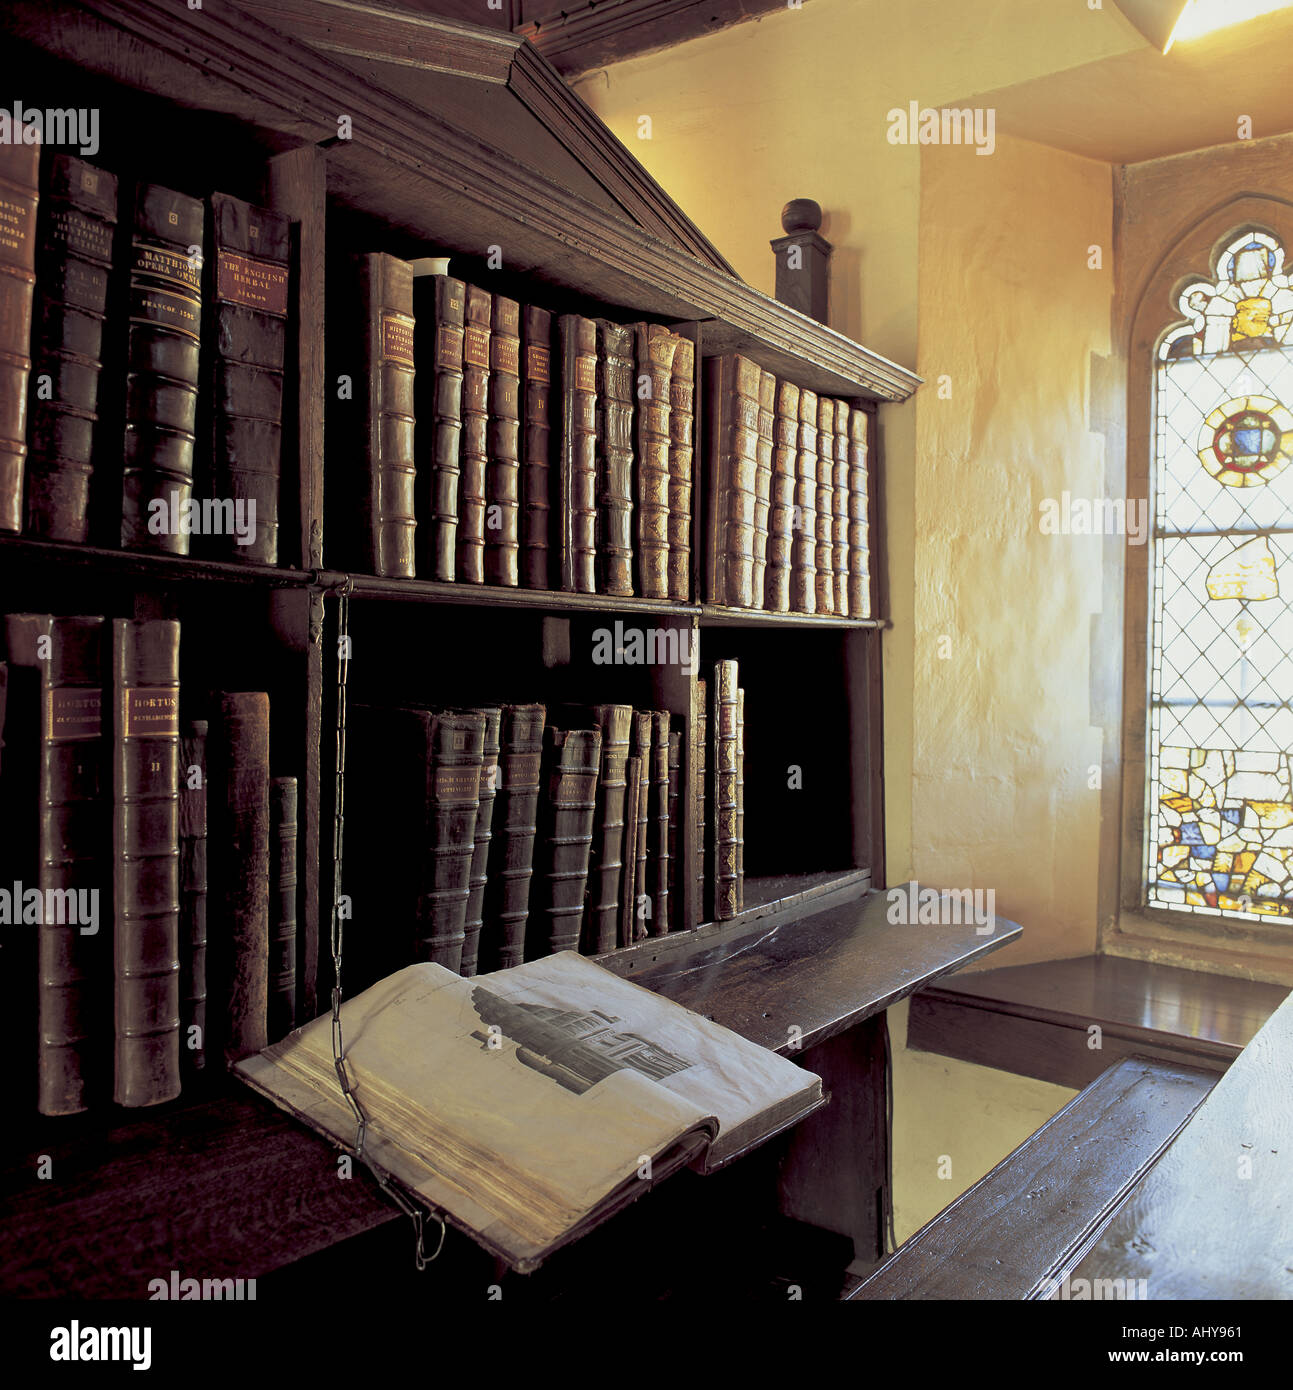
[{"left": 517, "top": 0, "right": 796, "bottom": 76}]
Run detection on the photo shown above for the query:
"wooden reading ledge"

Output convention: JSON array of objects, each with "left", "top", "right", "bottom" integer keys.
[{"left": 0, "top": 881, "right": 1019, "bottom": 1299}]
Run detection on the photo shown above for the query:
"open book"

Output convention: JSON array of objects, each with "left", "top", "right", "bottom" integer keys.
[{"left": 236, "top": 951, "right": 824, "bottom": 1271}]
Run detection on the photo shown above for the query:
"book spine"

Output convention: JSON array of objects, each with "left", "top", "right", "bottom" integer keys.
[
  {"left": 583, "top": 702, "right": 631, "bottom": 955},
  {"left": 695, "top": 678, "right": 706, "bottom": 923},
  {"left": 37, "top": 616, "right": 106, "bottom": 1115},
  {"left": 120, "top": 184, "right": 204, "bottom": 555},
  {"left": 618, "top": 753, "right": 642, "bottom": 949},
  {"left": 0, "top": 143, "right": 39, "bottom": 533},
  {"left": 269, "top": 775, "right": 297, "bottom": 1037},
  {"left": 631, "top": 710, "right": 651, "bottom": 940},
  {"left": 815, "top": 396, "right": 835, "bottom": 614},
  {"left": 557, "top": 314, "right": 596, "bottom": 593},
  {"left": 485, "top": 295, "right": 521, "bottom": 586},
  {"left": 667, "top": 336, "right": 695, "bottom": 602},
  {"left": 111, "top": 618, "right": 181, "bottom": 1106},
  {"left": 26, "top": 156, "right": 116, "bottom": 544},
  {"left": 833, "top": 400, "right": 850, "bottom": 616},
  {"left": 211, "top": 691, "right": 270, "bottom": 1065},
  {"left": 204, "top": 194, "right": 290, "bottom": 565},
  {"left": 632, "top": 324, "right": 677, "bottom": 599},
  {"left": 736, "top": 685, "right": 745, "bottom": 913},
  {"left": 594, "top": 320, "right": 635, "bottom": 597},
  {"left": 667, "top": 729, "right": 680, "bottom": 934},
  {"left": 752, "top": 369, "right": 775, "bottom": 609},
  {"left": 520, "top": 306, "right": 552, "bottom": 590},
  {"left": 711, "top": 660, "right": 739, "bottom": 921},
  {"left": 416, "top": 709, "right": 483, "bottom": 973},
  {"left": 765, "top": 379, "right": 799, "bottom": 613},
  {"left": 533, "top": 726, "right": 600, "bottom": 956},
  {"left": 707, "top": 354, "right": 762, "bottom": 608},
  {"left": 461, "top": 706, "right": 501, "bottom": 977},
  {"left": 482, "top": 703, "right": 545, "bottom": 970},
  {"left": 848, "top": 405, "right": 871, "bottom": 619},
  {"left": 791, "top": 389, "right": 818, "bottom": 613},
  {"left": 359, "top": 253, "right": 416, "bottom": 577},
  {"left": 178, "top": 718, "right": 207, "bottom": 1078},
  {"left": 458, "top": 284, "right": 490, "bottom": 583},
  {"left": 413, "top": 271, "right": 464, "bottom": 583},
  {"left": 648, "top": 710, "right": 671, "bottom": 937}
]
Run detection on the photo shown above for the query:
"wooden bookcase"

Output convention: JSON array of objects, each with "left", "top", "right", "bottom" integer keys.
[{"left": 0, "top": 0, "right": 922, "bottom": 1296}]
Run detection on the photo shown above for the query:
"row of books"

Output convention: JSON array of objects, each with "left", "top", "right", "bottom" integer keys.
[
  {"left": 0, "top": 615, "right": 296, "bottom": 1115},
  {"left": 0, "top": 143, "right": 289, "bottom": 562},
  {"left": 343, "top": 659, "right": 747, "bottom": 988},
  {"left": 706, "top": 356, "right": 871, "bottom": 616},
  {"left": 335, "top": 253, "right": 698, "bottom": 600}
]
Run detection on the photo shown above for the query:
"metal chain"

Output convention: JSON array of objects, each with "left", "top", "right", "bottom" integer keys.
[{"left": 328, "top": 578, "right": 446, "bottom": 1271}]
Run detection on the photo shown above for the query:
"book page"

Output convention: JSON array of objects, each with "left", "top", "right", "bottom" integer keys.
[{"left": 237, "top": 961, "right": 716, "bottom": 1270}]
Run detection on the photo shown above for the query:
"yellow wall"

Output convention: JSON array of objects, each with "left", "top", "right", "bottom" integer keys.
[{"left": 575, "top": 0, "right": 1118, "bottom": 1238}]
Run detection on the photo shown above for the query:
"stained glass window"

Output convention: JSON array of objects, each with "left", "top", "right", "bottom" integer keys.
[{"left": 1148, "top": 230, "right": 1293, "bottom": 920}]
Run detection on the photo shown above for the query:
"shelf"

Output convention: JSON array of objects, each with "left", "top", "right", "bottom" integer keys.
[
  {"left": 699, "top": 605, "right": 887, "bottom": 629},
  {"left": 330, "top": 570, "right": 699, "bottom": 616},
  {"left": 0, "top": 0, "right": 921, "bottom": 403},
  {"left": 0, "top": 535, "right": 312, "bottom": 589}
]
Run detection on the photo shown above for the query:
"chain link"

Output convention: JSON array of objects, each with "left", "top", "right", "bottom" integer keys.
[{"left": 328, "top": 579, "right": 445, "bottom": 1271}]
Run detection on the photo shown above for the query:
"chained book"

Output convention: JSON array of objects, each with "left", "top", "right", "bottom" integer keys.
[{"left": 235, "top": 950, "right": 823, "bottom": 1272}]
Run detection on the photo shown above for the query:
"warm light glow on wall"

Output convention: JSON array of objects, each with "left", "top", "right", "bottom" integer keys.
[{"left": 1167, "top": 0, "right": 1293, "bottom": 51}]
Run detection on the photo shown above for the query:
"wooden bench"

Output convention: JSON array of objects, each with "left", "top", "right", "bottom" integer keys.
[{"left": 844, "top": 1055, "right": 1216, "bottom": 1300}]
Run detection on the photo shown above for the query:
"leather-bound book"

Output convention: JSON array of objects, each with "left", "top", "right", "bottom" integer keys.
[
  {"left": 458, "top": 284, "right": 490, "bottom": 583},
  {"left": 531, "top": 726, "right": 600, "bottom": 957},
  {"left": 710, "top": 660, "right": 739, "bottom": 921},
  {"left": 120, "top": 184, "right": 204, "bottom": 555},
  {"left": 485, "top": 294, "right": 521, "bottom": 586},
  {"left": 269, "top": 775, "right": 297, "bottom": 1037},
  {"left": 667, "top": 335, "right": 695, "bottom": 601},
  {"left": 791, "top": 388, "right": 818, "bottom": 613},
  {"left": 1, "top": 621, "right": 42, "bottom": 1113},
  {"left": 631, "top": 710, "right": 651, "bottom": 939},
  {"left": 832, "top": 399, "right": 850, "bottom": 616},
  {"left": 556, "top": 314, "right": 596, "bottom": 593},
  {"left": 481, "top": 702, "right": 545, "bottom": 970},
  {"left": 0, "top": 143, "right": 39, "bottom": 534},
  {"left": 765, "top": 379, "right": 799, "bottom": 612},
  {"left": 412, "top": 266, "right": 464, "bottom": 582},
  {"left": 415, "top": 708, "right": 483, "bottom": 972},
  {"left": 354, "top": 253, "right": 416, "bottom": 577},
  {"left": 618, "top": 752, "right": 642, "bottom": 949},
  {"left": 594, "top": 320, "right": 635, "bottom": 597},
  {"left": 581, "top": 702, "right": 632, "bottom": 954},
  {"left": 178, "top": 718, "right": 208, "bottom": 1078},
  {"left": 210, "top": 691, "right": 270, "bottom": 1066},
  {"left": 520, "top": 306, "right": 552, "bottom": 590},
  {"left": 630, "top": 323, "right": 677, "bottom": 599},
  {"left": 705, "top": 354, "right": 761, "bottom": 608},
  {"left": 667, "top": 729, "right": 681, "bottom": 934},
  {"left": 203, "top": 193, "right": 290, "bottom": 565},
  {"left": 848, "top": 405, "right": 871, "bottom": 619},
  {"left": 8, "top": 615, "right": 107, "bottom": 1114},
  {"left": 736, "top": 686, "right": 745, "bottom": 913},
  {"left": 815, "top": 396, "right": 837, "bottom": 613},
  {"left": 695, "top": 677, "right": 706, "bottom": 923},
  {"left": 461, "top": 706, "right": 501, "bottom": 977},
  {"left": 111, "top": 619, "right": 182, "bottom": 1106},
  {"left": 751, "top": 368, "right": 775, "bottom": 609},
  {"left": 26, "top": 156, "right": 116, "bottom": 543},
  {"left": 647, "top": 710, "right": 671, "bottom": 937}
]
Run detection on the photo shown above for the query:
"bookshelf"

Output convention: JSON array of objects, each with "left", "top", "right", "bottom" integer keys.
[{"left": 0, "top": 0, "right": 924, "bottom": 1293}]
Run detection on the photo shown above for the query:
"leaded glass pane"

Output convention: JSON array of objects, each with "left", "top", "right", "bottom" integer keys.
[{"left": 1147, "top": 229, "right": 1293, "bottom": 920}]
